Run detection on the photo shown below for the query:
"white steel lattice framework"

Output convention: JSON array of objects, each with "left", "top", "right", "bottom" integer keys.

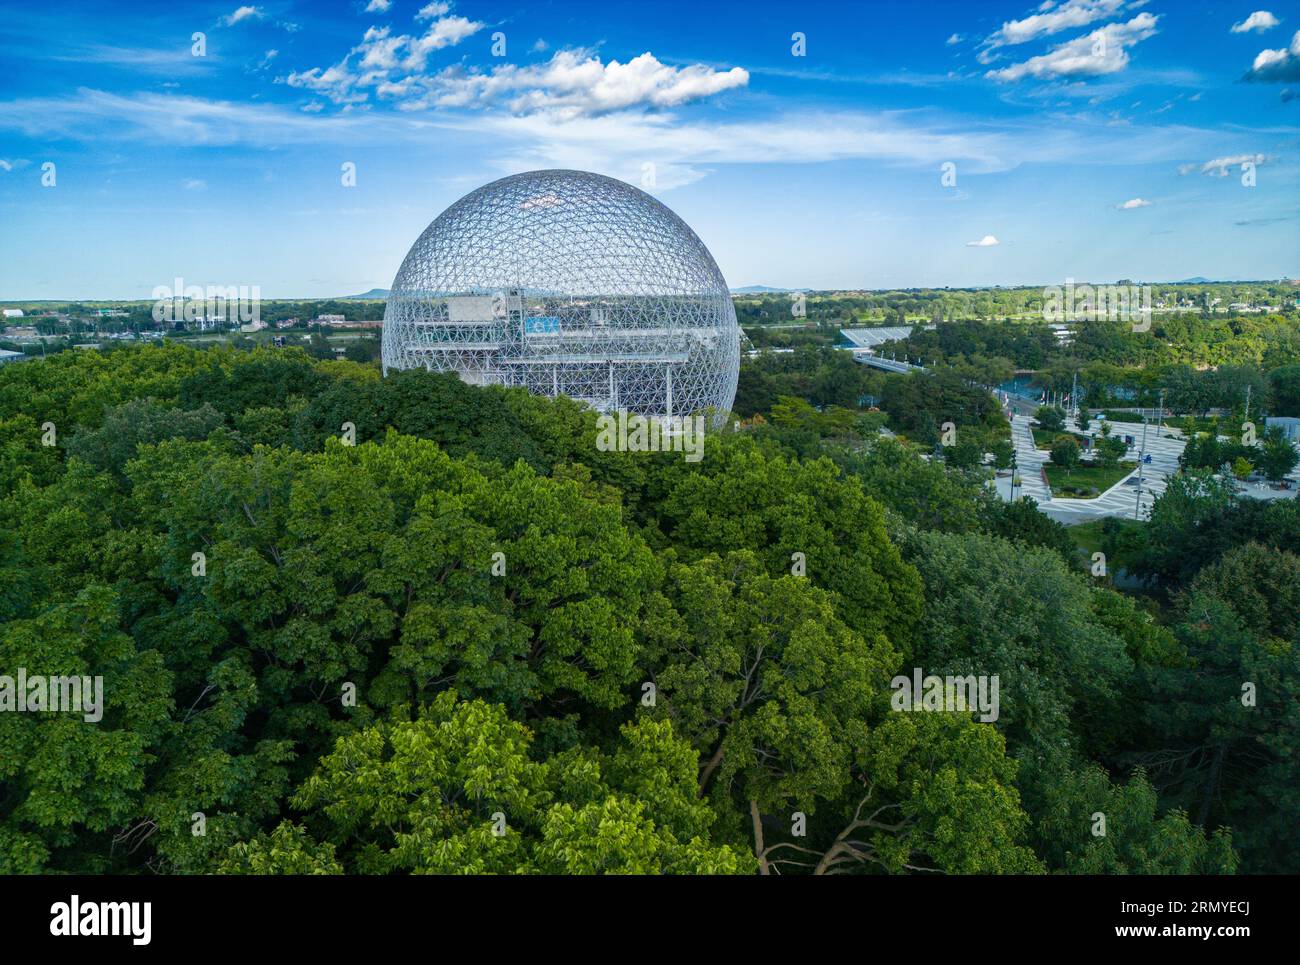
[{"left": 381, "top": 169, "right": 740, "bottom": 420}]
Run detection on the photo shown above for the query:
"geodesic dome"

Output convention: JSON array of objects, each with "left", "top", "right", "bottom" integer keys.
[{"left": 381, "top": 169, "right": 739, "bottom": 420}]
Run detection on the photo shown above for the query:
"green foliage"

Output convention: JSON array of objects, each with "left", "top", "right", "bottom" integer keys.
[
  {"left": 880, "top": 370, "right": 1004, "bottom": 439},
  {"left": 653, "top": 435, "right": 924, "bottom": 655},
  {"left": 66, "top": 398, "right": 225, "bottom": 479},
  {"left": 1269, "top": 363, "right": 1300, "bottom": 416},
  {"left": 291, "top": 368, "right": 547, "bottom": 471},
  {"left": 1093, "top": 434, "right": 1127, "bottom": 469},
  {"left": 734, "top": 346, "right": 874, "bottom": 417},
  {"left": 841, "top": 437, "right": 986, "bottom": 533},
  {"left": 283, "top": 694, "right": 747, "bottom": 874},
  {"left": 1035, "top": 406, "right": 1066, "bottom": 432},
  {"left": 3, "top": 340, "right": 1292, "bottom": 875},
  {"left": 1035, "top": 765, "right": 1235, "bottom": 874},
  {"left": 1138, "top": 552, "right": 1300, "bottom": 873},
  {"left": 1049, "top": 434, "right": 1080, "bottom": 471},
  {"left": 1258, "top": 425, "right": 1300, "bottom": 482},
  {"left": 217, "top": 821, "right": 343, "bottom": 875},
  {"left": 900, "top": 530, "right": 1135, "bottom": 812},
  {"left": 1135, "top": 471, "right": 1300, "bottom": 589},
  {"left": 976, "top": 497, "right": 1076, "bottom": 564}
]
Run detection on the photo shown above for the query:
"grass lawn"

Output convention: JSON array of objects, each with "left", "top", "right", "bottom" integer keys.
[{"left": 1043, "top": 460, "right": 1136, "bottom": 498}]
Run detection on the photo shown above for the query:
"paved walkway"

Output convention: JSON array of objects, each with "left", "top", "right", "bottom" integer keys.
[
  {"left": 1008, "top": 415, "right": 1052, "bottom": 504},
  {"left": 1002, "top": 415, "right": 1185, "bottom": 523},
  {"left": 995, "top": 412, "right": 1300, "bottom": 522}
]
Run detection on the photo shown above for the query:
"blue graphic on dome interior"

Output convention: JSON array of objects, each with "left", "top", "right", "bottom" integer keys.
[{"left": 525, "top": 316, "right": 562, "bottom": 335}]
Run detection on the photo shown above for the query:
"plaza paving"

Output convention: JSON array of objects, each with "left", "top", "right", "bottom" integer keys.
[
  {"left": 1000, "top": 415, "right": 1188, "bottom": 523},
  {"left": 995, "top": 413, "right": 1300, "bottom": 522}
]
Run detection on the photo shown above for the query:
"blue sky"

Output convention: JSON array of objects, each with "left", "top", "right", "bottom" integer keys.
[{"left": 1, "top": 0, "right": 1298, "bottom": 298}]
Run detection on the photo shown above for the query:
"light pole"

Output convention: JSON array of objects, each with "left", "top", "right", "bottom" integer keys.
[{"left": 1133, "top": 410, "right": 1150, "bottom": 520}]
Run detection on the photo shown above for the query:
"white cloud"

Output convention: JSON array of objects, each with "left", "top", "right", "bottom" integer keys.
[
  {"left": 533, "top": 39, "right": 549, "bottom": 53},
  {"left": 403, "top": 16, "right": 484, "bottom": 69},
  {"left": 183, "top": 178, "right": 207, "bottom": 190},
  {"left": 407, "top": 50, "right": 749, "bottom": 118},
  {"left": 980, "top": 0, "right": 1132, "bottom": 61},
  {"left": 1245, "top": 30, "right": 1300, "bottom": 81},
  {"left": 289, "top": 39, "right": 749, "bottom": 117},
  {"left": 0, "top": 159, "right": 12, "bottom": 172},
  {"left": 1116, "top": 197, "right": 1151, "bottom": 209},
  {"left": 966, "top": 235, "right": 1000, "bottom": 247},
  {"left": 0, "top": 87, "right": 1257, "bottom": 198},
  {"left": 366, "top": 0, "right": 392, "bottom": 12},
  {"left": 286, "top": 6, "right": 486, "bottom": 101},
  {"left": 44, "top": 43, "right": 213, "bottom": 75},
  {"left": 416, "top": 2, "right": 451, "bottom": 20},
  {"left": 946, "top": 33, "right": 963, "bottom": 45},
  {"left": 987, "top": 12, "right": 1160, "bottom": 82},
  {"left": 1232, "top": 11, "right": 1281, "bottom": 34},
  {"left": 221, "top": 6, "right": 264, "bottom": 27},
  {"left": 1178, "top": 153, "right": 1268, "bottom": 176},
  {"left": 0, "top": 89, "right": 386, "bottom": 144}
]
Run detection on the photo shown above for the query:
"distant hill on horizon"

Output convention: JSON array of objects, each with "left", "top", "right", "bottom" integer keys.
[{"left": 339, "top": 289, "right": 390, "bottom": 299}]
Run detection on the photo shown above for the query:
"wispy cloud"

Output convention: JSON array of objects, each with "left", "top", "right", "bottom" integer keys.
[
  {"left": 0, "top": 85, "right": 1249, "bottom": 183},
  {"left": 1232, "top": 11, "right": 1281, "bottom": 34},
  {"left": 966, "top": 234, "right": 1000, "bottom": 247},
  {"left": 987, "top": 13, "right": 1160, "bottom": 82},
  {"left": 220, "top": 6, "right": 264, "bottom": 27},
  {"left": 0, "top": 88, "right": 389, "bottom": 144},
  {"left": 416, "top": 2, "right": 451, "bottom": 20},
  {"left": 1234, "top": 214, "right": 1293, "bottom": 226},
  {"left": 1178, "top": 153, "right": 1269, "bottom": 176},
  {"left": 39, "top": 42, "right": 213, "bottom": 75},
  {"left": 283, "top": 4, "right": 487, "bottom": 104},
  {"left": 1116, "top": 197, "right": 1152, "bottom": 208},
  {"left": 980, "top": 0, "right": 1135, "bottom": 62}
]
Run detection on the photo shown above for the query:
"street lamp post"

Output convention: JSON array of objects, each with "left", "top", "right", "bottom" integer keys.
[{"left": 1133, "top": 411, "right": 1150, "bottom": 520}]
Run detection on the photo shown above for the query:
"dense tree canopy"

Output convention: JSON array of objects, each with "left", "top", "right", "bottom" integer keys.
[{"left": 1, "top": 341, "right": 1290, "bottom": 875}]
